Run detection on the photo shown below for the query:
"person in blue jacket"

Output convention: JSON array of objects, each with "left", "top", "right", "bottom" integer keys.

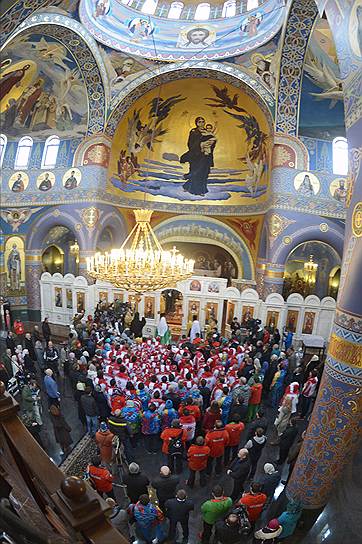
[
  {"left": 283, "top": 328, "right": 294, "bottom": 351},
  {"left": 277, "top": 500, "right": 302, "bottom": 539}
]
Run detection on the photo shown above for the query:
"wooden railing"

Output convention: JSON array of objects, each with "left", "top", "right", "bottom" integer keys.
[{"left": 0, "top": 382, "right": 128, "bottom": 544}]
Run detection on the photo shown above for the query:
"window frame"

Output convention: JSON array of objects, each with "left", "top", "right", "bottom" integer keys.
[
  {"left": 41, "top": 135, "right": 60, "bottom": 169},
  {"left": 14, "top": 136, "right": 33, "bottom": 170},
  {"left": 0, "top": 134, "right": 7, "bottom": 168},
  {"left": 332, "top": 136, "right": 348, "bottom": 176}
]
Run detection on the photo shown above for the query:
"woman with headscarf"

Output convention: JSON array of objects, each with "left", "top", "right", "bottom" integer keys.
[
  {"left": 157, "top": 314, "right": 171, "bottom": 345},
  {"left": 274, "top": 396, "right": 293, "bottom": 437},
  {"left": 277, "top": 500, "right": 302, "bottom": 539}
]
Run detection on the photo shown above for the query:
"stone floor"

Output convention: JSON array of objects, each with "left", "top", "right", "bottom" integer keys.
[{"left": 20, "top": 368, "right": 361, "bottom": 544}]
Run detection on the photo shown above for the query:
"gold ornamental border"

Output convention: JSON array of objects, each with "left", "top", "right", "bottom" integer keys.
[{"left": 328, "top": 333, "right": 362, "bottom": 368}]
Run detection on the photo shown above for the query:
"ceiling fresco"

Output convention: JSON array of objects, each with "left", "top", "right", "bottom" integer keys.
[{"left": 79, "top": 0, "right": 286, "bottom": 61}]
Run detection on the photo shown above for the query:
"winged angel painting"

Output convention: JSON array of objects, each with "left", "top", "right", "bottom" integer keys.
[{"left": 0, "top": 35, "right": 87, "bottom": 137}]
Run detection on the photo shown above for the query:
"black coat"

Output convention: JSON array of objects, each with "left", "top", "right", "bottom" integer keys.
[
  {"left": 151, "top": 474, "right": 180, "bottom": 503},
  {"left": 165, "top": 497, "right": 194, "bottom": 521},
  {"left": 108, "top": 414, "right": 129, "bottom": 440},
  {"left": 80, "top": 394, "right": 98, "bottom": 417},
  {"left": 229, "top": 457, "right": 250, "bottom": 484},
  {"left": 93, "top": 390, "right": 111, "bottom": 419},
  {"left": 279, "top": 426, "right": 298, "bottom": 453},
  {"left": 246, "top": 416, "right": 268, "bottom": 440},
  {"left": 24, "top": 337, "right": 36, "bottom": 360},
  {"left": 215, "top": 519, "right": 243, "bottom": 544},
  {"left": 6, "top": 336, "right": 16, "bottom": 355},
  {"left": 130, "top": 317, "right": 146, "bottom": 338},
  {"left": 123, "top": 472, "right": 149, "bottom": 504},
  {"left": 42, "top": 321, "right": 51, "bottom": 340}
]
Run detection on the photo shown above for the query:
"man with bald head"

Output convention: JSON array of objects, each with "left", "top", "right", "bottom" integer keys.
[
  {"left": 227, "top": 448, "right": 250, "bottom": 501},
  {"left": 151, "top": 465, "right": 180, "bottom": 511}
]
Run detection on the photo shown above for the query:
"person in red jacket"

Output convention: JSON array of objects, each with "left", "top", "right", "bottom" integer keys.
[
  {"left": 202, "top": 401, "right": 221, "bottom": 432},
  {"left": 13, "top": 319, "right": 24, "bottom": 338},
  {"left": 224, "top": 414, "right": 245, "bottom": 465},
  {"left": 160, "top": 419, "right": 187, "bottom": 474},
  {"left": 238, "top": 482, "right": 267, "bottom": 524},
  {"left": 247, "top": 376, "right": 263, "bottom": 422},
  {"left": 179, "top": 397, "right": 201, "bottom": 422},
  {"left": 187, "top": 436, "right": 210, "bottom": 488},
  {"left": 88, "top": 455, "right": 114, "bottom": 499},
  {"left": 95, "top": 422, "right": 114, "bottom": 465},
  {"left": 205, "top": 420, "right": 229, "bottom": 475}
]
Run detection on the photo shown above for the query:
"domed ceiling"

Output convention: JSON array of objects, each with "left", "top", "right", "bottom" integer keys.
[{"left": 79, "top": 0, "right": 286, "bottom": 60}]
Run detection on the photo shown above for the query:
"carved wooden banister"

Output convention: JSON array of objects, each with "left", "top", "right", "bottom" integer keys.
[{"left": 0, "top": 383, "right": 128, "bottom": 544}]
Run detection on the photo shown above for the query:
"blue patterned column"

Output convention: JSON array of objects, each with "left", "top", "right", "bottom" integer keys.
[
  {"left": 263, "top": 263, "right": 285, "bottom": 296},
  {"left": 286, "top": 0, "right": 362, "bottom": 508},
  {"left": 25, "top": 251, "right": 43, "bottom": 322}
]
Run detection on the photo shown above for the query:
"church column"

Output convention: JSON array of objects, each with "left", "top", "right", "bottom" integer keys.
[
  {"left": 0, "top": 234, "right": 6, "bottom": 295},
  {"left": 25, "top": 250, "right": 43, "bottom": 323},
  {"left": 263, "top": 263, "right": 285, "bottom": 296},
  {"left": 286, "top": 0, "right": 362, "bottom": 509},
  {"left": 78, "top": 249, "right": 95, "bottom": 284},
  {"left": 255, "top": 258, "right": 266, "bottom": 298}
]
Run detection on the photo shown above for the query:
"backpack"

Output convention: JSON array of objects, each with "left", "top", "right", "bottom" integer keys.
[{"left": 168, "top": 431, "right": 184, "bottom": 456}]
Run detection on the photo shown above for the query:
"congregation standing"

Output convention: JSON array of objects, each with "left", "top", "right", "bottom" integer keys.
[{"left": 1, "top": 303, "right": 324, "bottom": 543}]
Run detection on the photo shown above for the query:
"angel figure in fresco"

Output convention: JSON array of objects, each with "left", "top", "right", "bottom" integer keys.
[
  {"left": 304, "top": 49, "right": 343, "bottom": 108},
  {"left": 127, "top": 94, "right": 186, "bottom": 154},
  {"left": 245, "top": 153, "right": 264, "bottom": 196}
]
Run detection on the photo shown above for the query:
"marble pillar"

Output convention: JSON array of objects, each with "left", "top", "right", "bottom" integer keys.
[
  {"left": 286, "top": 0, "right": 362, "bottom": 509},
  {"left": 25, "top": 251, "right": 43, "bottom": 322}
]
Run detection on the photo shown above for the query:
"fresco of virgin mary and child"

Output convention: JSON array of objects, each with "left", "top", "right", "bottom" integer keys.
[{"left": 180, "top": 116, "right": 217, "bottom": 196}]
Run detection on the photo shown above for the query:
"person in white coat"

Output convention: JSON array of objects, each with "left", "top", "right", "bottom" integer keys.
[
  {"left": 189, "top": 315, "right": 201, "bottom": 342},
  {"left": 157, "top": 313, "right": 171, "bottom": 345}
]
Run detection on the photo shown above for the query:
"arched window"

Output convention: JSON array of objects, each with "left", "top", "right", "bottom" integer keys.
[
  {"left": 247, "top": 0, "right": 258, "bottom": 10},
  {"left": 332, "top": 137, "right": 348, "bottom": 175},
  {"left": 194, "top": 2, "right": 210, "bottom": 19},
  {"left": 168, "top": 1, "right": 183, "bottom": 18},
  {"left": 141, "top": 0, "right": 158, "bottom": 14},
  {"left": 41, "top": 135, "right": 60, "bottom": 169},
  {"left": 14, "top": 136, "right": 33, "bottom": 169},
  {"left": 0, "top": 134, "right": 7, "bottom": 167},
  {"left": 222, "top": 0, "right": 236, "bottom": 17}
]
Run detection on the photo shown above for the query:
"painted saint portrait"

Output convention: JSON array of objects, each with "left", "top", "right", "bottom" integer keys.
[
  {"left": 242, "top": 305, "right": 254, "bottom": 323},
  {"left": 227, "top": 301, "right": 236, "bottom": 325},
  {"left": 76, "top": 292, "right": 85, "bottom": 312},
  {"left": 128, "top": 18, "right": 155, "bottom": 42},
  {"left": 62, "top": 168, "right": 81, "bottom": 190},
  {"left": 294, "top": 172, "right": 320, "bottom": 196},
  {"left": 188, "top": 300, "right": 200, "bottom": 322},
  {"left": 176, "top": 26, "right": 216, "bottom": 49},
  {"left": 205, "top": 302, "right": 218, "bottom": 324},
  {"left": 144, "top": 296, "right": 155, "bottom": 319},
  {"left": 37, "top": 171, "right": 55, "bottom": 192},
  {"left": 208, "top": 281, "right": 220, "bottom": 293},
  {"left": 190, "top": 279, "right": 202, "bottom": 292},
  {"left": 240, "top": 12, "right": 263, "bottom": 38},
  {"left": 266, "top": 310, "right": 279, "bottom": 329},
  {"left": 8, "top": 172, "right": 29, "bottom": 192},
  {"left": 330, "top": 178, "right": 347, "bottom": 203},
  {"left": 66, "top": 288, "right": 73, "bottom": 309},
  {"left": 94, "top": 0, "right": 110, "bottom": 17},
  {"left": 286, "top": 309, "right": 299, "bottom": 333},
  {"left": 349, "top": 0, "right": 362, "bottom": 58},
  {"left": 55, "top": 287, "right": 62, "bottom": 307},
  {"left": 302, "top": 311, "right": 315, "bottom": 334}
]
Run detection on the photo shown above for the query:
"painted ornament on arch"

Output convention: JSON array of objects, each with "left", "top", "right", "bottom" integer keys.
[{"left": 80, "top": 206, "right": 100, "bottom": 229}]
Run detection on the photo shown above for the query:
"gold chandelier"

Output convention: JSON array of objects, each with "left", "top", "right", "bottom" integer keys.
[{"left": 86, "top": 209, "right": 194, "bottom": 294}]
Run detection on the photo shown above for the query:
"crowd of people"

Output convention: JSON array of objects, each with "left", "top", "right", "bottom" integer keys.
[{"left": 0, "top": 304, "right": 326, "bottom": 543}]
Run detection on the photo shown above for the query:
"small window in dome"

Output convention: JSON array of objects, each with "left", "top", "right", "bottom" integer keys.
[
  {"left": 222, "top": 0, "right": 236, "bottom": 17},
  {"left": 14, "top": 136, "right": 33, "bottom": 169},
  {"left": 194, "top": 2, "right": 210, "bottom": 20},
  {"left": 0, "top": 134, "right": 7, "bottom": 167},
  {"left": 141, "top": 0, "right": 158, "bottom": 14},
  {"left": 247, "top": 0, "right": 258, "bottom": 10},
  {"left": 41, "top": 135, "right": 60, "bottom": 169},
  {"left": 333, "top": 137, "right": 348, "bottom": 175},
  {"left": 168, "top": 1, "right": 183, "bottom": 18},
  {"left": 121, "top": 0, "right": 132, "bottom": 4}
]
